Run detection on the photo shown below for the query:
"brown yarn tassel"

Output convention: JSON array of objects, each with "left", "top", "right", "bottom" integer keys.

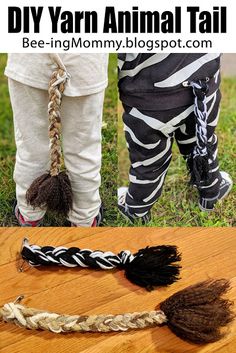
[
  {"left": 160, "top": 279, "right": 234, "bottom": 344},
  {"left": 26, "top": 61, "right": 73, "bottom": 216}
]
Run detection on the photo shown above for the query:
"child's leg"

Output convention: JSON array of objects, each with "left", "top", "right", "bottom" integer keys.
[
  {"left": 8, "top": 79, "right": 50, "bottom": 221},
  {"left": 61, "top": 91, "right": 104, "bottom": 227},
  {"left": 175, "top": 89, "right": 222, "bottom": 197},
  {"left": 122, "top": 105, "right": 173, "bottom": 216}
]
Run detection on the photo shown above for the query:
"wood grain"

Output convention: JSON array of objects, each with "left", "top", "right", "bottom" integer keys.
[{"left": 0, "top": 227, "right": 235, "bottom": 353}]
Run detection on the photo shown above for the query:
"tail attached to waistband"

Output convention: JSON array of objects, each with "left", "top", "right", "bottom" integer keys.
[{"left": 26, "top": 55, "right": 73, "bottom": 216}]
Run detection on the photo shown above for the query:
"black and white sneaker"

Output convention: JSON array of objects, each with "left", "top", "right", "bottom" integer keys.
[
  {"left": 199, "top": 171, "right": 233, "bottom": 212},
  {"left": 118, "top": 187, "right": 151, "bottom": 224}
]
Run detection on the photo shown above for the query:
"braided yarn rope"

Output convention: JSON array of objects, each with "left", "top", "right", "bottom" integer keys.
[
  {"left": 21, "top": 239, "right": 181, "bottom": 290},
  {"left": 190, "top": 80, "right": 209, "bottom": 158},
  {"left": 21, "top": 238, "right": 135, "bottom": 268},
  {"left": 26, "top": 55, "right": 73, "bottom": 215},
  {"left": 0, "top": 280, "right": 234, "bottom": 343},
  {"left": 48, "top": 67, "right": 69, "bottom": 176},
  {"left": 184, "top": 79, "right": 212, "bottom": 185},
  {"left": 0, "top": 298, "right": 166, "bottom": 333}
]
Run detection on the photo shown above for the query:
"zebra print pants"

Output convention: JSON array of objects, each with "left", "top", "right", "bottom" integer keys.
[{"left": 122, "top": 89, "right": 222, "bottom": 216}]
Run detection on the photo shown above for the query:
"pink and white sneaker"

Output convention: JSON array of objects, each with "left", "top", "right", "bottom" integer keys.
[
  {"left": 14, "top": 203, "right": 43, "bottom": 227},
  {"left": 71, "top": 205, "right": 104, "bottom": 227}
]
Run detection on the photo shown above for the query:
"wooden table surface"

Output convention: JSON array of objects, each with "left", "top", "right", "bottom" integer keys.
[{"left": 0, "top": 227, "right": 235, "bottom": 353}]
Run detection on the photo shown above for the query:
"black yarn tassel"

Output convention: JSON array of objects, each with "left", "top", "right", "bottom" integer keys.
[
  {"left": 192, "top": 155, "right": 210, "bottom": 185},
  {"left": 187, "top": 143, "right": 213, "bottom": 186},
  {"left": 187, "top": 154, "right": 210, "bottom": 186},
  {"left": 123, "top": 246, "right": 181, "bottom": 291}
]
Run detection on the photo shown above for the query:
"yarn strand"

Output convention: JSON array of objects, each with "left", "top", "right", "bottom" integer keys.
[{"left": 20, "top": 238, "right": 182, "bottom": 290}]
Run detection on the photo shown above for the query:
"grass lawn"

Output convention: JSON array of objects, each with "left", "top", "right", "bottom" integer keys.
[
  {"left": 0, "top": 54, "right": 117, "bottom": 226},
  {"left": 118, "top": 77, "right": 236, "bottom": 227}
]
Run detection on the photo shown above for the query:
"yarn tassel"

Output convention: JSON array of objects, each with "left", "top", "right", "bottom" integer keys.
[
  {"left": 160, "top": 279, "right": 234, "bottom": 343},
  {"left": 26, "top": 172, "right": 72, "bottom": 216},
  {"left": 26, "top": 57, "right": 73, "bottom": 216},
  {"left": 123, "top": 246, "right": 181, "bottom": 290},
  {"left": 0, "top": 279, "right": 234, "bottom": 343},
  {"left": 20, "top": 239, "right": 181, "bottom": 290},
  {"left": 187, "top": 152, "right": 211, "bottom": 186}
]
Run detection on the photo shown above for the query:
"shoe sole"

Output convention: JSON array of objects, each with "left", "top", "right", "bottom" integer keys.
[
  {"left": 118, "top": 207, "right": 134, "bottom": 224},
  {"left": 198, "top": 173, "right": 233, "bottom": 212}
]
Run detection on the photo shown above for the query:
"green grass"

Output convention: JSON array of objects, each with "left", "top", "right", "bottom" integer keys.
[
  {"left": 117, "top": 77, "right": 236, "bottom": 227},
  {"left": 1, "top": 54, "right": 236, "bottom": 227},
  {"left": 0, "top": 54, "right": 117, "bottom": 226}
]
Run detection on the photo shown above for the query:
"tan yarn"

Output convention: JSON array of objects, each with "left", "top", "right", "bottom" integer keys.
[
  {"left": 25, "top": 55, "right": 73, "bottom": 215},
  {"left": 48, "top": 67, "right": 68, "bottom": 176},
  {"left": 0, "top": 301, "right": 167, "bottom": 333}
]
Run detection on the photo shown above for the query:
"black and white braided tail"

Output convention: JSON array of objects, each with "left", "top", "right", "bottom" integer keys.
[
  {"left": 186, "top": 79, "right": 212, "bottom": 185},
  {"left": 21, "top": 239, "right": 181, "bottom": 291}
]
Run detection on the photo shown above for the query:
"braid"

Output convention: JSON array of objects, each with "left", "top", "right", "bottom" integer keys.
[
  {"left": 184, "top": 79, "right": 212, "bottom": 185},
  {"left": 26, "top": 56, "right": 73, "bottom": 216},
  {"left": 0, "top": 279, "right": 233, "bottom": 343},
  {"left": 48, "top": 68, "right": 67, "bottom": 176},
  {"left": 191, "top": 80, "right": 209, "bottom": 158},
  {"left": 0, "top": 301, "right": 166, "bottom": 333},
  {"left": 21, "top": 239, "right": 182, "bottom": 290}
]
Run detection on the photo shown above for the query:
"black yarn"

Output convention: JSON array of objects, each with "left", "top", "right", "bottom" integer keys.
[
  {"left": 187, "top": 142, "right": 214, "bottom": 186},
  {"left": 21, "top": 240, "right": 181, "bottom": 291},
  {"left": 123, "top": 246, "right": 181, "bottom": 291}
]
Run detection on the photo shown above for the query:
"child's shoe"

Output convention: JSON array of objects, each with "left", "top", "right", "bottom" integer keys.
[
  {"left": 91, "top": 205, "right": 104, "bottom": 227},
  {"left": 14, "top": 203, "right": 43, "bottom": 227},
  {"left": 118, "top": 187, "right": 151, "bottom": 224},
  {"left": 71, "top": 205, "right": 104, "bottom": 227},
  {"left": 199, "top": 171, "right": 233, "bottom": 211}
]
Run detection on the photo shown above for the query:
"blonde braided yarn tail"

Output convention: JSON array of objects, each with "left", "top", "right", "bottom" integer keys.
[
  {"left": 26, "top": 55, "right": 73, "bottom": 216},
  {"left": 0, "top": 298, "right": 167, "bottom": 333},
  {"left": 0, "top": 280, "right": 234, "bottom": 343},
  {"left": 48, "top": 68, "right": 66, "bottom": 177}
]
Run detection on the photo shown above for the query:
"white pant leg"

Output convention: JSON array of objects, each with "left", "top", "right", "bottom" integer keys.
[
  {"left": 8, "top": 79, "right": 49, "bottom": 221},
  {"left": 61, "top": 91, "right": 104, "bottom": 226}
]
